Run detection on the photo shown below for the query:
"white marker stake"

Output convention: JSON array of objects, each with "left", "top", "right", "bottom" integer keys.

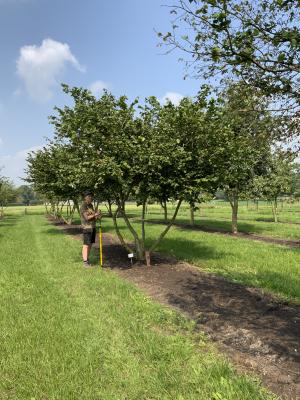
[{"left": 128, "top": 253, "right": 134, "bottom": 266}]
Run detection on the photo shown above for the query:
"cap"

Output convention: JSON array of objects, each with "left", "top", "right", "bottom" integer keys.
[{"left": 83, "top": 190, "right": 94, "bottom": 197}]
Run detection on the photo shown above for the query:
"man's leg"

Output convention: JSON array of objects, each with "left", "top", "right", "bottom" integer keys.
[{"left": 82, "top": 244, "right": 90, "bottom": 262}]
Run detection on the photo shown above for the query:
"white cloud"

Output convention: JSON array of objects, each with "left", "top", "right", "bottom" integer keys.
[
  {"left": 0, "top": 138, "right": 3, "bottom": 147},
  {"left": 0, "top": 145, "right": 42, "bottom": 184},
  {"left": 161, "top": 91, "right": 184, "bottom": 106},
  {"left": 89, "top": 80, "right": 109, "bottom": 97},
  {"left": 17, "top": 38, "right": 85, "bottom": 102}
]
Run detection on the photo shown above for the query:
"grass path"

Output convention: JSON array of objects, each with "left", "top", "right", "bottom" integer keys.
[{"left": 0, "top": 214, "right": 276, "bottom": 400}]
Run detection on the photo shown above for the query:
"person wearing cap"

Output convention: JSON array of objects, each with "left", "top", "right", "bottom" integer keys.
[{"left": 80, "top": 191, "right": 101, "bottom": 268}]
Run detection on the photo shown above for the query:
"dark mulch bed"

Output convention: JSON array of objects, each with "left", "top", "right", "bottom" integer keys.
[{"left": 51, "top": 218, "right": 300, "bottom": 399}]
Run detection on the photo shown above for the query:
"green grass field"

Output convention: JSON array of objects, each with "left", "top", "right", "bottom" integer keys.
[
  {"left": 0, "top": 211, "right": 277, "bottom": 400},
  {"left": 141, "top": 201, "right": 300, "bottom": 241},
  {"left": 7, "top": 203, "right": 300, "bottom": 303}
]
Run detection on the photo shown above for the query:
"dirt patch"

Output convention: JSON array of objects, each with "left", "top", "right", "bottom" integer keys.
[
  {"left": 51, "top": 220, "right": 300, "bottom": 399},
  {"left": 146, "top": 219, "right": 300, "bottom": 248}
]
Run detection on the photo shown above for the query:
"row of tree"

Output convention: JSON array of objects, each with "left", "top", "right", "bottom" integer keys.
[
  {"left": 26, "top": 81, "right": 297, "bottom": 261},
  {"left": 0, "top": 173, "right": 41, "bottom": 218}
]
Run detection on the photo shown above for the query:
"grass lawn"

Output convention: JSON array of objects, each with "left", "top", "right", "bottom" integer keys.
[
  {"left": 139, "top": 202, "right": 300, "bottom": 241},
  {"left": 8, "top": 201, "right": 300, "bottom": 240},
  {"left": 0, "top": 213, "right": 276, "bottom": 400},
  {"left": 10, "top": 205, "right": 300, "bottom": 303}
]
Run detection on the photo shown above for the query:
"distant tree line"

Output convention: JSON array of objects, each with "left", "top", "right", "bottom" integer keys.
[{"left": 0, "top": 171, "right": 42, "bottom": 218}]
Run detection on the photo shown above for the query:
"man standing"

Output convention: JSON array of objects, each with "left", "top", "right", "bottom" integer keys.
[{"left": 80, "top": 191, "right": 101, "bottom": 268}]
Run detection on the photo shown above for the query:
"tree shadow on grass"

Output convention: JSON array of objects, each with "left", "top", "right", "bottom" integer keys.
[
  {"left": 45, "top": 226, "right": 82, "bottom": 237},
  {"left": 0, "top": 216, "right": 21, "bottom": 236},
  {"left": 146, "top": 218, "right": 269, "bottom": 235},
  {"left": 151, "top": 236, "right": 229, "bottom": 262}
]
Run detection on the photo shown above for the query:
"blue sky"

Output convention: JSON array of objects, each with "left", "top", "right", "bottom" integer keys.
[{"left": 0, "top": 0, "right": 200, "bottom": 184}]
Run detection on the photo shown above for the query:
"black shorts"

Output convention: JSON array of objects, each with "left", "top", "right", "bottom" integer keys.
[{"left": 83, "top": 228, "right": 96, "bottom": 245}]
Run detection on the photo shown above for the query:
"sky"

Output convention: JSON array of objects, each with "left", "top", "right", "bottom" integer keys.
[{"left": 0, "top": 0, "right": 200, "bottom": 185}]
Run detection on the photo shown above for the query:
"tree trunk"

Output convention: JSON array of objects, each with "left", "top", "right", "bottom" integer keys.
[
  {"left": 141, "top": 200, "right": 146, "bottom": 248},
  {"left": 190, "top": 203, "right": 195, "bottom": 226},
  {"left": 229, "top": 194, "right": 239, "bottom": 234},
  {"left": 272, "top": 198, "right": 278, "bottom": 223},
  {"left": 112, "top": 208, "right": 134, "bottom": 254},
  {"left": 150, "top": 199, "right": 182, "bottom": 253},
  {"left": 74, "top": 199, "right": 80, "bottom": 217},
  {"left": 161, "top": 200, "right": 168, "bottom": 222},
  {"left": 120, "top": 201, "right": 145, "bottom": 261},
  {"left": 106, "top": 200, "right": 113, "bottom": 217}
]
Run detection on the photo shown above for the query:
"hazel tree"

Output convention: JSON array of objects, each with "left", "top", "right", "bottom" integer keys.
[
  {"left": 0, "top": 176, "right": 15, "bottom": 219},
  {"left": 160, "top": 0, "right": 300, "bottom": 117},
  {"left": 250, "top": 149, "right": 296, "bottom": 223},
  {"left": 35, "top": 84, "right": 218, "bottom": 262},
  {"left": 208, "top": 82, "right": 276, "bottom": 233}
]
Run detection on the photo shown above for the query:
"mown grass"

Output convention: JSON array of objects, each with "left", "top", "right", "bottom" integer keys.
[
  {"left": 0, "top": 213, "right": 276, "bottom": 400},
  {"left": 6, "top": 204, "right": 300, "bottom": 303},
  {"left": 133, "top": 202, "right": 300, "bottom": 241},
  {"left": 7, "top": 201, "right": 300, "bottom": 239}
]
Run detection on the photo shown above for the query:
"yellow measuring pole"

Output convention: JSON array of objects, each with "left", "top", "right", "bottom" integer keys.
[{"left": 99, "top": 223, "right": 103, "bottom": 267}]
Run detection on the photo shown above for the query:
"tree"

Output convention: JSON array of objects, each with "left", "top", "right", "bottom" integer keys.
[
  {"left": 160, "top": 0, "right": 300, "bottom": 119},
  {"left": 17, "top": 185, "right": 36, "bottom": 206},
  {"left": 208, "top": 82, "right": 275, "bottom": 233},
  {"left": 26, "top": 142, "right": 90, "bottom": 222},
  {"left": 250, "top": 150, "right": 296, "bottom": 222},
  {"left": 0, "top": 176, "right": 15, "bottom": 218},
  {"left": 28, "top": 84, "right": 218, "bottom": 262}
]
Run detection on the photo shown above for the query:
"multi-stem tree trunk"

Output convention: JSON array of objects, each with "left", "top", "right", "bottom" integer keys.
[
  {"left": 74, "top": 199, "right": 80, "bottom": 217},
  {"left": 112, "top": 199, "right": 182, "bottom": 263},
  {"left": 105, "top": 199, "right": 113, "bottom": 217},
  {"left": 44, "top": 202, "right": 49, "bottom": 214},
  {"left": 160, "top": 200, "right": 168, "bottom": 222}
]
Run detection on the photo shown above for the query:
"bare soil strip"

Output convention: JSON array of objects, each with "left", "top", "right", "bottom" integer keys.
[{"left": 53, "top": 221, "right": 300, "bottom": 400}]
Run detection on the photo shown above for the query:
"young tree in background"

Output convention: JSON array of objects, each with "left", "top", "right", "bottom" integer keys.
[
  {"left": 209, "top": 82, "right": 276, "bottom": 233},
  {"left": 250, "top": 150, "right": 296, "bottom": 223},
  {"left": 17, "top": 185, "right": 36, "bottom": 206},
  {"left": 0, "top": 177, "right": 16, "bottom": 219}
]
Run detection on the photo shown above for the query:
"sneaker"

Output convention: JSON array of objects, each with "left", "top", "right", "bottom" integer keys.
[{"left": 83, "top": 260, "right": 93, "bottom": 268}]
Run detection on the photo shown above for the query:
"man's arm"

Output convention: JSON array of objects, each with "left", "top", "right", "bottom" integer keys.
[{"left": 83, "top": 210, "right": 102, "bottom": 221}]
